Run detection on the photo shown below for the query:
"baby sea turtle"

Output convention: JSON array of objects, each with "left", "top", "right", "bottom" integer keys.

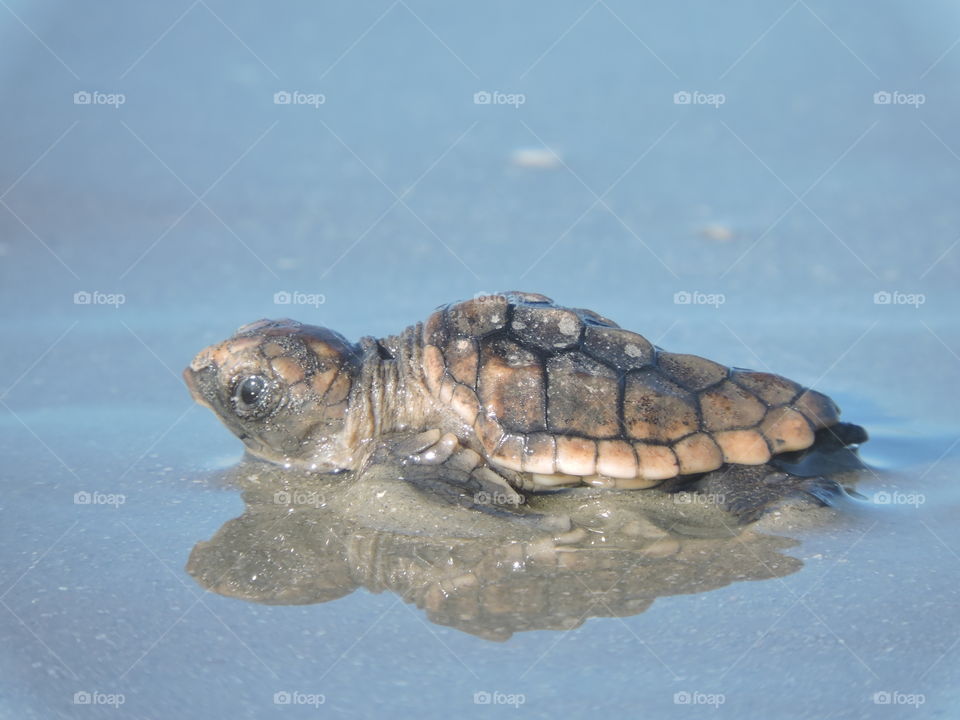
[{"left": 184, "top": 291, "right": 866, "bottom": 518}]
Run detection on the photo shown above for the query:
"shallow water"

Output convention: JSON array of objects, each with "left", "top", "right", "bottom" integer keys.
[{"left": 2, "top": 1, "right": 960, "bottom": 718}]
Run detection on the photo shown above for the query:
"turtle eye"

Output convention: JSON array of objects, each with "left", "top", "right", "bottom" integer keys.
[{"left": 232, "top": 374, "right": 274, "bottom": 416}]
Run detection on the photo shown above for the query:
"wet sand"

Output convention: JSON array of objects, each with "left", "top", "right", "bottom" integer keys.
[{"left": 2, "top": 2, "right": 959, "bottom": 718}]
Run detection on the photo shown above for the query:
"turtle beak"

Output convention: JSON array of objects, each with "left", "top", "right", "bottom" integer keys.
[
  {"left": 183, "top": 365, "right": 215, "bottom": 410},
  {"left": 184, "top": 363, "right": 257, "bottom": 447}
]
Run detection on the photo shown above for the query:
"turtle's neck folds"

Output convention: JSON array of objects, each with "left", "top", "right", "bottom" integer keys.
[{"left": 356, "top": 324, "right": 431, "bottom": 439}]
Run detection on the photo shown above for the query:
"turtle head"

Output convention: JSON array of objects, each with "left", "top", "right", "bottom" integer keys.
[{"left": 183, "top": 319, "right": 362, "bottom": 471}]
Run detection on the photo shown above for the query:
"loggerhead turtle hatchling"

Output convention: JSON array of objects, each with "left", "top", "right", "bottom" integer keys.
[{"left": 184, "top": 292, "right": 867, "bottom": 519}]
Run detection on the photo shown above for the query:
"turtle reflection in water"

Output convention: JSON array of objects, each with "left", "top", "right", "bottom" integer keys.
[
  {"left": 187, "top": 459, "right": 847, "bottom": 641},
  {"left": 184, "top": 291, "right": 867, "bottom": 521}
]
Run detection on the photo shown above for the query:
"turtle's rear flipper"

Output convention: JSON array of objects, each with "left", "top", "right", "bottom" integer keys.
[
  {"left": 771, "top": 421, "right": 868, "bottom": 477},
  {"left": 813, "top": 421, "right": 868, "bottom": 450},
  {"left": 690, "top": 421, "right": 868, "bottom": 523},
  {"left": 695, "top": 464, "right": 841, "bottom": 524}
]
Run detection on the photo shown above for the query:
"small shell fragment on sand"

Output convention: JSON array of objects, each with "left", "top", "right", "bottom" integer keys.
[
  {"left": 510, "top": 147, "right": 562, "bottom": 169},
  {"left": 698, "top": 223, "right": 735, "bottom": 242}
]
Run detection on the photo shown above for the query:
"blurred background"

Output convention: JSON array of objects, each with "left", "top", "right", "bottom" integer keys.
[{"left": 1, "top": 1, "right": 959, "bottom": 718}]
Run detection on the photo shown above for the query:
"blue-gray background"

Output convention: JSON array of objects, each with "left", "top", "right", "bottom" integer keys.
[{"left": 1, "top": 1, "right": 959, "bottom": 718}]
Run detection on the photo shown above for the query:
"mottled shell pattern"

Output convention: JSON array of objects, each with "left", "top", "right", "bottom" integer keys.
[{"left": 421, "top": 292, "right": 839, "bottom": 489}]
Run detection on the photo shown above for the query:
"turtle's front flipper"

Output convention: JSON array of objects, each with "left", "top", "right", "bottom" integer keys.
[
  {"left": 691, "top": 464, "right": 842, "bottom": 524},
  {"left": 365, "top": 431, "right": 555, "bottom": 524}
]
